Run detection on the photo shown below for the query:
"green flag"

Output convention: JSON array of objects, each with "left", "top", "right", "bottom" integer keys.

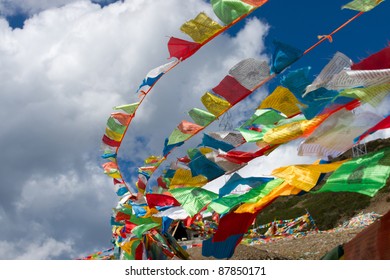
[
  {"left": 132, "top": 223, "right": 160, "bottom": 238},
  {"left": 211, "top": 0, "right": 253, "bottom": 24},
  {"left": 113, "top": 102, "right": 139, "bottom": 114},
  {"left": 241, "top": 109, "right": 286, "bottom": 127},
  {"left": 317, "top": 147, "right": 390, "bottom": 197},
  {"left": 188, "top": 108, "right": 216, "bottom": 126},
  {"left": 208, "top": 179, "right": 283, "bottom": 214},
  {"left": 167, "top": 128, "right": 191, "bottom": 145},
  {"left": 107, "top": 117, "right": 126, "bottom": 134},
  {"left": 342, "top": 0, "right": 383, "bottom": 12},
  {"left": 170, "top": 187, "right": 218, "bottom": 217},
  {"left": 237, "top": 127, "right": 269, "bottom": 142}
]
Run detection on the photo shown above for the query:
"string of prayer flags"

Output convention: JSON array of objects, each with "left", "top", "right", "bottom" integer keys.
[
  {"left": 100, "top": 0, "right": 387, "bottom": 260},
  {"left": 101, "top": 103, "right": 139, "bottom": 154},
  {"left": 142, "top": 57, "right": 267, "bottom": 187}
]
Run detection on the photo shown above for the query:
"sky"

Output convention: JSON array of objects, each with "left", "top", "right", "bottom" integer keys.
[{"left": 0, "top": 0, "right": 389, "bottom": 260}]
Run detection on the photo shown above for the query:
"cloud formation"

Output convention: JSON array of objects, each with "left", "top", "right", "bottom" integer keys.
[
  {"left": 0, "top": 0, "right": 116, "bottom": 16},
  {"left": 0, "top": 0, "right": 270, "bottom": 259}
]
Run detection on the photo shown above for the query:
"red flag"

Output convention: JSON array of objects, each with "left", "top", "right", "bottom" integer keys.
[
  {"left": 212, "top": 212, "right": 257, "bottom": 242},
  {"left": 352, "top": 46, "right": 390, "bottom": 70},
  {"left": 218, "top": 145, "right": 274, "bottom": 164},
  {"left": 355, "top": 115, "right": 390, "bottom": 143},
  {"left": 168, "top": 37, "right": 201, "bottom": 61},
  {"left": 115, "top": 211, "right": 130, "bottom": 222},
  {"left": 157, "top": 176, "right": 168, "bottom": 189},
  {"left": 102, "top": 134, "right": 121, "bottom": 147},
  {"left": 212, "top": 75, "right": 251, "bottom": 104},
  {"left": 145, "top": 193, "right": 180, "bottom": 209}
]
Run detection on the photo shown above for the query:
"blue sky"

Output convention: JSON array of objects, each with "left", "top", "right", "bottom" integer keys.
[{"left": 0, "top": 0, "right": 388, "bottom": 260}]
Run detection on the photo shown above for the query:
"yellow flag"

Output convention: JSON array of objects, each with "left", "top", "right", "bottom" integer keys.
[
  {"left": 340, "top": 84, "right": 390, "bottom": 107},
  {"left": 120, "top": 239, "right": 139, "bottom": 256},
  {"left": 271, "top": 160, "right": 347, "bottom": 192},
  {"left": 259, "top": 86, "right": 303, "bottom": 117},
  {"left": 170, "top": 169, "right": 208, "bottom": 188},
  {"left": 235, "top": 181, "right": 293, "bottom": 214},
  {"left": 180, "top": 12, "right": 223, "bottom": 44},
  {"left": 263, "top": 115, "right": 326, "bottom": 144},
  {"left": 199, "top": 147, "right": 213, "bottom": 155},
  {"left": 201, "top": 92, "right": 231, "bottom": 117},
  {"left": 105, "top": 127, "right": 123, "bottom": 142},
  {"left": 144, "top": 155, "right": 163, "bottom": 165},
  {"left": 278, "top": 186, "right": 302, "bottom": 196}
]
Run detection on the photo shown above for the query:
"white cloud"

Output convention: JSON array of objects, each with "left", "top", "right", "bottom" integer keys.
[
  {"left": 0, "top": 238, "right": 74, "bottom": 260},
  {"left": 0, "top": 0, "right": 270, "bottom": 259},
  {"left": 0, "top": 0, "right": 115, "bottom": 17}
]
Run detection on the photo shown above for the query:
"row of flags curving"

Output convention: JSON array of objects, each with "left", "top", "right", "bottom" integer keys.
[{"left": 93, "top": 0, "right": 389, "bottom": 260}]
